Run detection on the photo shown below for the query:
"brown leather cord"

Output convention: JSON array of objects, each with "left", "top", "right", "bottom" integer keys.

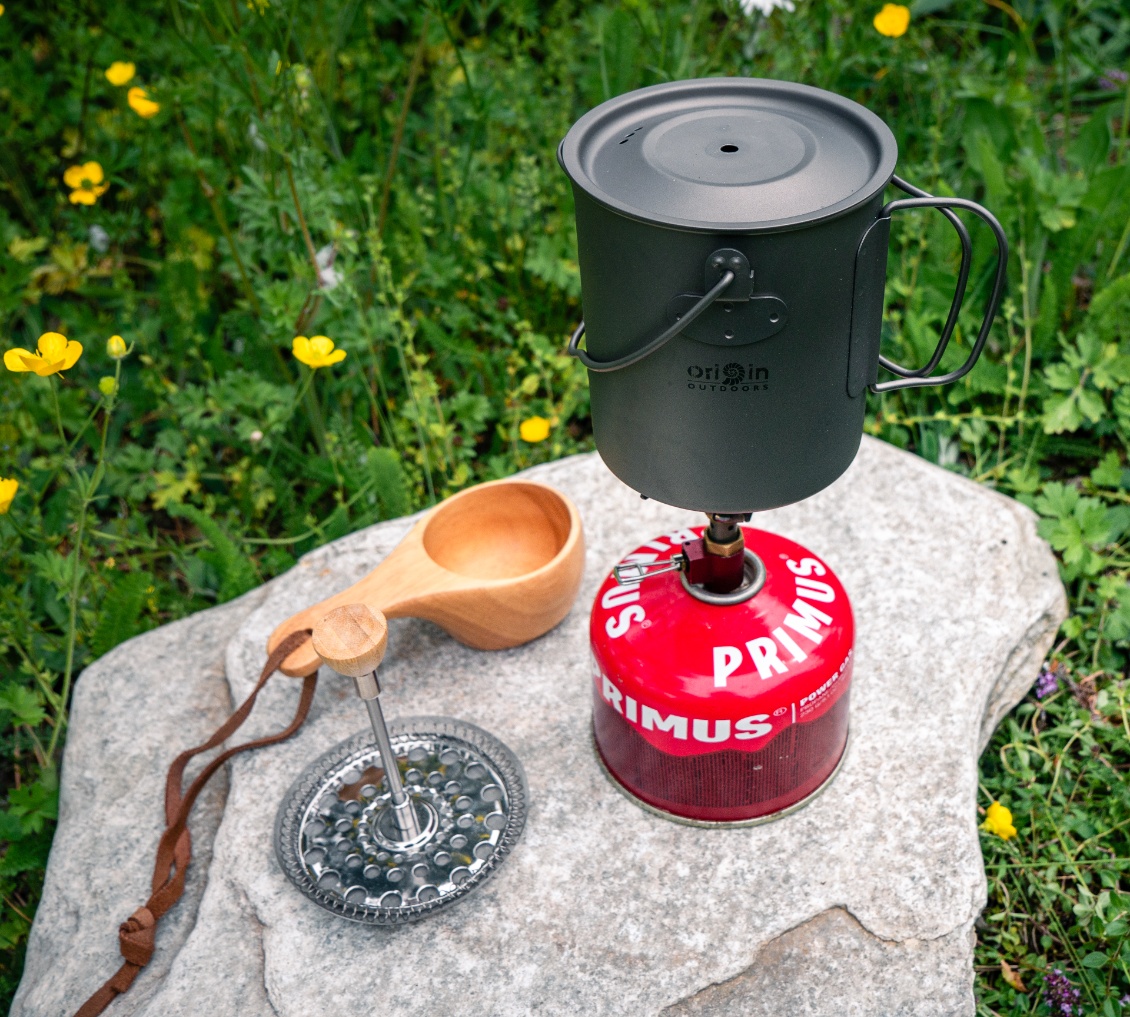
[{"left": 74, "top": 629, "right": 316, "bottom": 1017}]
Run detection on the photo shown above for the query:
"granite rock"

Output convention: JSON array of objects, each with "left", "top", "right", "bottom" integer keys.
[
  {"left": 12, "top": 586, "right": 269, "bottom": 1017},
  {"left": 13, "top": 439, "right": 1066, "bottom": 1017}
]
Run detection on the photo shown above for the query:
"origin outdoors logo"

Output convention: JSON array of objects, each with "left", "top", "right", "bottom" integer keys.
[{"left": 686, "top": 362, "right": 769, "bottom": 393}]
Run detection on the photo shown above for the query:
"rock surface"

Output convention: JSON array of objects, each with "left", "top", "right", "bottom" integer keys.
[{"left": 14, "top": 439, "right": 1066, "bottom": 1017}]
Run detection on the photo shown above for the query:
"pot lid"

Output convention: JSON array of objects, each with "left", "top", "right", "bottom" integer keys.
[{"left": 559, "top": 77, "right": 898, "bottom": 233}]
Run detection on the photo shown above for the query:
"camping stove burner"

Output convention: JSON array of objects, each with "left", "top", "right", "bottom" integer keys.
[{"left": 275, "top": 716, "right": 527, "bottom": 923}]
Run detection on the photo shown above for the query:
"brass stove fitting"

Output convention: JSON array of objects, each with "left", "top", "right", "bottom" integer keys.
[
  {"left": 703, "top": 532, "right": 744, "bottom": 557},
  {"left": 704, "top": 513, "right": 751, "bottom": 557}
]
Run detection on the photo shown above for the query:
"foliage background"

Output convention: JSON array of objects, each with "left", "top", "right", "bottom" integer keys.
[{"left": 1, "top": 0, "right": 1129, "bottom": 1011}]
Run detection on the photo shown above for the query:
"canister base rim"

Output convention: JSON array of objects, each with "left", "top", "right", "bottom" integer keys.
[{"left": 590, "top": 723, "right": 851, "bottom": 828}]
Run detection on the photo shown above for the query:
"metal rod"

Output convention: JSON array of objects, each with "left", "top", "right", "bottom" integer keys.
[{"left": 361, "top": 677, "right": 423, "bottom": 841}]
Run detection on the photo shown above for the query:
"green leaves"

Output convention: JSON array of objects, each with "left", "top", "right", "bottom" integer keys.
[
  {"left": 1086, "top": 272, "right": 1130, "bottom": 347},
  {"left": 1034, "top": 482, "right": 1114, "bottom": 578},
  {"left": 0, "top": 684, "right": 46, "bottom": 729},
  {"left": 1090, "top": 452, "right": 1125, "bottom": 489},
  {"left": 365, "top": 447, "right": 409, "bottom": 520},
  {"left": 166, "top": 505, "right": 258, "bottom": 603},
  {"left": 5, "top": 768, "right": 57, "bottom": 837},
  {"left": 1042, "top": 333, "right": 1130, "bottom": 435},
  {"left": 88, "top": 571, "right": 155, "bottom": 660},
  {"left": 1102, "top": 584, "right": 1130, "bottom": 644}
]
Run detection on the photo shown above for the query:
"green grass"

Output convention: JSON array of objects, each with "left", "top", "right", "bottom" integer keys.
[{"left": 0, "top": 0, "right": 1129, "bottom": 1010}]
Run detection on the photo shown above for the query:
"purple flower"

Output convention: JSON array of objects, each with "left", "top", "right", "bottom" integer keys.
[
  {"left": 1035, "top": 666, "right": 1060, "bottom": 699},
  {"left": 1099, "top": 68, "right": 1129, "bottom": 90},
  {"left": 1121, "top": 994, "right": 1130, "bottom": 1007},
  {"left": 1043, "top": 968, "right": 1081, "bottom": 1016}
]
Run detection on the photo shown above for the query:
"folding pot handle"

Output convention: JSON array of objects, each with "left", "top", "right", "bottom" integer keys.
[
  {"left": 567, "top": 267, "right": 737, "bottom": 373},
  {"left": 855, "top": 174, "right": 1009, "bottom": 395}
]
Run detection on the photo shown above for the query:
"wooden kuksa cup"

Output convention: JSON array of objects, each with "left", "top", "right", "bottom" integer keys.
[{"left": 268, "top": 479, "right": 585, "bottom": 676}]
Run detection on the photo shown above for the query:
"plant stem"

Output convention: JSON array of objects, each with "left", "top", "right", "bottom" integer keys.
[
  {"left": 302, "top": 372, "right": 329, "bottom": 457},
  {"left": 283, "top": 155, "right": 324, "bottom": 287},
  {"left": 377, "top": 11, "right": 431, "bottom": 239},
  {"left": 99, "top": 360, "right": 122, "bottom": 463},
  {"left": 45, "top": 363, "right": 119, "bottom": 762},
  {"left": 1016, "top": 239, "right": 1034, "bottom": 434},
  {"left": 1107, "top": 213, "right": 1130, "bottom": 281},
  {"left": 47, "top": 475, "right": 87, "bottom": 762},
  {"left": 48, "top": 378, "right": 65, "bottom": 445},
  {"left": 176, "top": 111, "right": 263, "bottom": 316}
]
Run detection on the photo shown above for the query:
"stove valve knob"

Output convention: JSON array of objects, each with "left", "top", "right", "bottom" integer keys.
[
  {"left": 612, "top": 538, "right": 745, "bottom": 595},
  {"left": 682, "top": 536, "right": 744, "bottom": 593}
]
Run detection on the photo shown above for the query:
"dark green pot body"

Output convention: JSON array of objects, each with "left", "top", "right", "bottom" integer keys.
[{"left": 573, "top": 190, "right": 889, "bottom": 513}]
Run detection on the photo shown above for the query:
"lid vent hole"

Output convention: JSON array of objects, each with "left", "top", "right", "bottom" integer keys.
[{"left": 720, "top": 144, "right": 739, "bottom": 153}]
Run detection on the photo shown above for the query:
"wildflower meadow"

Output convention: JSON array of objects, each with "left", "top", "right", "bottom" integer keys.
[{"left": 1, "top": 0, "right": 1130, "bottom": 1011}]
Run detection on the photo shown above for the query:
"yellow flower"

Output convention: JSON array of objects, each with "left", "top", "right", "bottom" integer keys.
[
  {"left": 981, "top": 801, "right": 1017, "bottom": 841},
  {"left": 63, "top": 161, "right": 109, "bottom": 205},
  {"left": 4, "top": 332, "right": 84, "bottom": 376},
  {"left": 873, "top": 3, "right": 910, "bottom": 37},
  {"left": 519, "top": 416, "right": 551, "bottom": 443},
  {"left": 0, "top": 5, "right": 5, "bottom": 16},
  {"left": 98, "top": 375, "right": 118, "bottom": 397},
  {"left": 0, "top": 478, "right": 17, "bottom": 514},
  {"left": 127, "top": 86, "right": 160, "bottom": 119},
  {"left": 106, "top": 334, "right": 128, "bottom": 359},
  {"left": 105, "top": 61, "right": 136, "bottom": 86},
  {"left": 292, "top": 335, "right": 346, "bottom": 369}
]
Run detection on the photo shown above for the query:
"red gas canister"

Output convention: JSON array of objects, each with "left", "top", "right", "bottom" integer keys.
[{"left": 590, "top": 525, "right": 853, "bottom": 824}]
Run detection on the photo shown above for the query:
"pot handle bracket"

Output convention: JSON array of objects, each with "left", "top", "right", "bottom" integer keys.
[
  {"left": 567, "top": 249, "right": 787, "bottom": 374},
  {"left": 848, "top": 175, "right": 1009, "bottom": 397}
]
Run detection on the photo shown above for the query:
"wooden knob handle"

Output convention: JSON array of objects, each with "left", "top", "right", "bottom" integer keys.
[{"left": 311, "top": 604, "right": 389, "bottom": 677}]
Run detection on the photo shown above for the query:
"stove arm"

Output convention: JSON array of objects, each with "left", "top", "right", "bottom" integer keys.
[{"left": 614, "top": 513, "right": 753, "bottom": 595}]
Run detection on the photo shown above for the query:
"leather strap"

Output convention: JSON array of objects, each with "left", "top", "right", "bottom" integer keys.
[{"left": 73, "top": 629, "right": 316, "bottom": 1017}]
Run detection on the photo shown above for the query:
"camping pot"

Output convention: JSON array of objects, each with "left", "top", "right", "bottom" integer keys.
[{"left": 558, "top": 78, "right": 1008, "bottom": 513}]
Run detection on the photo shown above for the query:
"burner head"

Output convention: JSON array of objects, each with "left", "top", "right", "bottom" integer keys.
[{"left": 275, "top": 716, "right": 527, "bottom": 923}]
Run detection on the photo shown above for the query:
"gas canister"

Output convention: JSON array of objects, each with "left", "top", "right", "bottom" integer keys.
[{"left": 590, "top": 525, "right": 853, "bottom": 824}]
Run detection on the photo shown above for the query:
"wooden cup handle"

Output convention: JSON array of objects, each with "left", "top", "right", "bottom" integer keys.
[{"left": 311, "top": 605, "right": 388, "bottom": 678}]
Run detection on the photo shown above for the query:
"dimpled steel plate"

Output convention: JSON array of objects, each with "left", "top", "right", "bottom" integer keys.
[{"left": 274, "top": 716, "right": 528, "bottom": 924}]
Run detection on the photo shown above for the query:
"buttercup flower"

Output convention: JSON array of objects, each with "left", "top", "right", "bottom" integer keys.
[
  {"left": 105, "top": 61, "right": 136, "bottom": 86},
  {"left": 0, "top": 478, "right": 17, "bottom": 514},
  {"left": 292, "top": 335, "right": 346, "bottom": 369},
  {"left": 873, "top": 3, "right": 910, "bottom": 37},
  {"left": 519, "top": 416, "right": 551, "bottom": 443},
  {"left": 981, "top": 801, "right": 1017, "bottom": 840},
  {"left": 63, "top": 161, "right": 109, "bottom": 205},
  {"left": 98, "top": 376, "right": 118, "bottom": 397},
  {"left": 4, "top": 332, "right": 84, "bottom": 376},
  {"left": 127, "top": 86, "right": 160, "bottom": 119},
  {"left": 106, "top": 334, "right": 128, "bottom": 359}
]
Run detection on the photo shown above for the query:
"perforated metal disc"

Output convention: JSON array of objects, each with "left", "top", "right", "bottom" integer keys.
[{"left": 275, "top": 716, "right": 528, "bottom": 924}]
